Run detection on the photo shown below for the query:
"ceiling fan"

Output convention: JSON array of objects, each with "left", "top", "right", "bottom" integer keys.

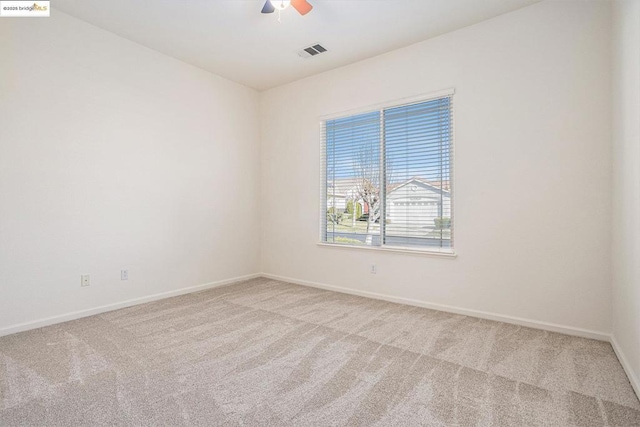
[{"left": 261, "top": 0, "right": 313, "bottom": 17}]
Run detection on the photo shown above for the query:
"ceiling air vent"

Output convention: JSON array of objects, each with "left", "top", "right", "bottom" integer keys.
[{"left": 297, "top": 43, "right": 327, "bottom": 59}]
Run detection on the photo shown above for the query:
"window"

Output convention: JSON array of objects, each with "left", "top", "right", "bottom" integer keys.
[{"left": 321, "top": 91, "right": 453, "bottom": 253}]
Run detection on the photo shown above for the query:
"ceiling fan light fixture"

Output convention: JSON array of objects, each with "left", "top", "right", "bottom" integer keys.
[
  {"left": 271, "top": 0, "right": 291, "bottom": 11},
  {"left": 261, "top": 0, "right": 312, "bottom": 17}
]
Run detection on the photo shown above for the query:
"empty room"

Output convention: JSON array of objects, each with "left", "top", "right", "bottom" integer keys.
[{"left": 1, "top": 0, "right": 639, "bottom": 425}]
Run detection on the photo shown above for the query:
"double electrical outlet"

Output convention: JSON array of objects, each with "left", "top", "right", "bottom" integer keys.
[{"left": 80, "top": 270, "right": 128, "bottom": 287}]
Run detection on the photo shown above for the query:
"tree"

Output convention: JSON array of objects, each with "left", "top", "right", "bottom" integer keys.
[
  {"left": 351, "top": 143, "right": 381, "bottom": 245},
  {"left": 327, "top": 207, "right": 343, "bottom": 225},
  {"left": 347, "top": 199, "right": 363, "bottom": 220}
]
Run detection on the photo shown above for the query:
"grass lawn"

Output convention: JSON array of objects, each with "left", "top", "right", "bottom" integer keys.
[
  {"left": 328, "top": 220, "right": 372, "bottom": 234},
  {"left": 328, "top": 217, "right": 451, "bottom": 240}
]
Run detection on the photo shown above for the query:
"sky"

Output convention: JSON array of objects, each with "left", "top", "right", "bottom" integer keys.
[{"left": 325, "top": 96, "right": 452, "bottom": 186}]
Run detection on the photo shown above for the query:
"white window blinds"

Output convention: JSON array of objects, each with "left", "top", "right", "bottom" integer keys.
[{"left": 321, "top": 92, "right": 453, "bottom": 252}]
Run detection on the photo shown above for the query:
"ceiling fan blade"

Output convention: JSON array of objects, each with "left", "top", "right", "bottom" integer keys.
[
  {"left": 261, "top": 0, "right": 275, "bottom": 14},
  {"left": 291, "top": 0, "right": 313, "bottom": 15}
]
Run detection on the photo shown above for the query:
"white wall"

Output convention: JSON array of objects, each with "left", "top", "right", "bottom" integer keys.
[
  {"left": 0, "top": 1, "right": 619, "bottom": 342},
  {"left": 260, "top": 0, "right": 612, "bottom": 334},
  {"left": 0, "top": 10, "right": 261, "bottom": 331},
  {"left": 611, "top": 0, "right": 640, "bottom": 395}
]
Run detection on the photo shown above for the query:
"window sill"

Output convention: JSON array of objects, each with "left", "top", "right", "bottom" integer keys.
[{"left": 317, "top": 242, "right": 457, "bottom": 258}]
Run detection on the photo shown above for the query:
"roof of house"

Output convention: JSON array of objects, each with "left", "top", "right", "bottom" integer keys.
[
  {"left": 387, "top": 177, "right": 451, "bottom": 195},
  {"left": 328, "top": 177, "right": 450, "bottom": 197}
]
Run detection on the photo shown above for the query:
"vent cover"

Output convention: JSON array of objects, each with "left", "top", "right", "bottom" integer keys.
[{"left": 297, "top": 43, "right": 327, "bottom": 59}]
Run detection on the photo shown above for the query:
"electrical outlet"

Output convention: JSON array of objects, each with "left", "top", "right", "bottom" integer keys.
[
  {"left": 370, "top": 264, "right": 377, "bottom": 274},
  {"left": 81, "top": 275, "right": 90, "bottom": 287},
  {"left": 121, "top": 269, "right": 128, "bottom": 280}
]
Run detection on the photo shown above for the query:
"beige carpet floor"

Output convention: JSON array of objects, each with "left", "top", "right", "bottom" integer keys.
[{"left": 1, "top": 277, "right": 639, "bottom": 426}]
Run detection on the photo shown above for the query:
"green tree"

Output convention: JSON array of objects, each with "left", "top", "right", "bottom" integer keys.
[
  {"left": 327, "top": 207, "right": 343, "bottom": 225},
  {"left": 346, "top": 199, "right": 363, "bottom": 220}
]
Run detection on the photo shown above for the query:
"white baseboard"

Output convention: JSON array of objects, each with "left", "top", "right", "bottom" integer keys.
[
  {"left": 260, "top": 273, "right": 610, "bottom": 341},
  {"left": 3, "top": 271, "right": 636, "bottom": 399},
  {"left": 610, "top": 335, "right": 640, "bottom": 400},
  {"left": 0, "top": 273, "right": 261, "bottom": 338},
  {"left": 0, "top": 270, "right": 613, "bottom": 347}
]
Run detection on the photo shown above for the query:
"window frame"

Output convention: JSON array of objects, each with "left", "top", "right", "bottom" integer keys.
[{"left": 318, "top": 88, "right": 456, "bottom": 257}]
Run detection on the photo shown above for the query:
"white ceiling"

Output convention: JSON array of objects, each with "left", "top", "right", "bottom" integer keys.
[{"left": 53, "top": 0, "right": 540, "bottom": 91}]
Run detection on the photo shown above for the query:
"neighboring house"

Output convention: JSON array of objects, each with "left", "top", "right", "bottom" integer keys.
[
  {"left": 327, "top": 177, "right": 450, "bottom": 229},
  {"left": 326, "top": 192, "right": 347, "bottom": 212},
  {"left": 327, "top": 179, "right": 360, "bottom": 212},
  {"left": 386, "top": 178, "right": 451, "bottom": 233}
]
